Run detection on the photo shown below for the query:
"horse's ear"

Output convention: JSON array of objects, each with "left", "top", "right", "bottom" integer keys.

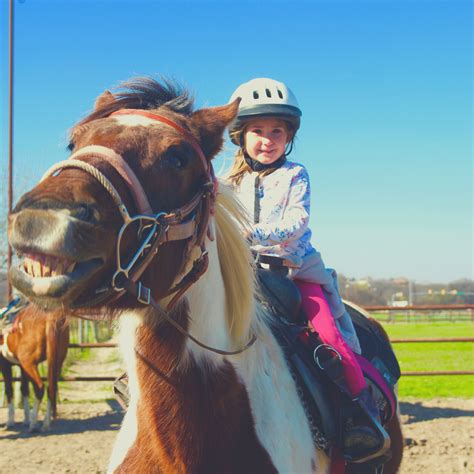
[
  {"left": 94, "top": 90, "right": 115, "bottom": 111},
  {"left": 192, "top": 99, "right": 240, "bottom": 159}
]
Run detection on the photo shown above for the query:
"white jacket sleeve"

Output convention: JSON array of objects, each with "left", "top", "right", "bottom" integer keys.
[{"left": 249, "top": 166, "right": 311, "bottom": 245}]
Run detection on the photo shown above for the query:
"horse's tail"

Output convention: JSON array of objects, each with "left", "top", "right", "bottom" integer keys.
[{"left": 46, "top": 315, "right": 68, "bottom": 418}]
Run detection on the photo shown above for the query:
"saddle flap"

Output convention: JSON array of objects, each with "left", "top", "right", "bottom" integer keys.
[
  {"left": 257, "top": 268, "right": 303, "bottom": 323},
  {"left": 345, "top": 304, "right": 401, "bottom": 387}
]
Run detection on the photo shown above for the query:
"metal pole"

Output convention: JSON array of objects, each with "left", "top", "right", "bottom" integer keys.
[
  {"left": 408, "top": 279, "right": 414, "bottom": 306},
  {"left": 7, "top": 0, "right": 14, "bottom": 301}
]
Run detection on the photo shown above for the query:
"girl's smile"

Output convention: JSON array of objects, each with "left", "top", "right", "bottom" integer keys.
[{"left": 244, "top": 118, "right": 290, "bottom": 165}]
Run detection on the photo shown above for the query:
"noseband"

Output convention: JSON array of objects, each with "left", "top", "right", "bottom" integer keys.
[{"left": 41, "top": 109, "right": 255, "bottom": 356}]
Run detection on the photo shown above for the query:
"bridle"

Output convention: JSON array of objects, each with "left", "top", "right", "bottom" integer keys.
[{"left": 40, "top": 109, "right": 255, "bottom": 356}]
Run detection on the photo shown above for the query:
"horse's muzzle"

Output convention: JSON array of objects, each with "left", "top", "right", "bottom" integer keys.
[{"left": 8, "top": 208, "right": 108, "bottom": 307}]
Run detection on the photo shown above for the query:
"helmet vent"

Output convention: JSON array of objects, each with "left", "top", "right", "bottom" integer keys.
[
  {"left": 277, "top": 89, "right": 283, "bottom": 99},
  {"left": 265, "top": 88, "right": 272, "bottom": 98},
  {"left": 253, "top": 91, "right": 259, "bottom": 99}
]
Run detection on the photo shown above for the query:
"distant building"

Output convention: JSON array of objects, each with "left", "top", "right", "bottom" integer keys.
[{"left": 390, "top": 300, "right": 409, "bottom": 307}]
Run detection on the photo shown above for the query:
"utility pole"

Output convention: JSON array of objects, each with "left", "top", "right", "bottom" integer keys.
[
  {"left": 7, "top": 0, "right": 14, "bottom": 301},
  {"left": 408, "top": 279, "right": 414, "bottom": 306}
]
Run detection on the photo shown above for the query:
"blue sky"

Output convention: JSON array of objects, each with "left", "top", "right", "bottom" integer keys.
[{"left": 0, "top": 0, "right": 472, "bottom": 283}]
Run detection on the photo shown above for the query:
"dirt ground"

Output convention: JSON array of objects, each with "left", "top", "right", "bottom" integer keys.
[{"left": 0, "top": 349, "right": 473, "bottom": 473}]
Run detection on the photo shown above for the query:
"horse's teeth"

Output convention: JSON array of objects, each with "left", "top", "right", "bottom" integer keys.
[
  {"left": 33, "top": 260, "right": 42, "bottom": 278},
  {"left": 52, "top": 260, "right": 64, "bottom": 277},
  {"left": 23, "top": 255, "right": 72, "bottom": 277},
  {"left": 43, "top": 259, "right": 51, "bottom": 277},
  {"left": 25, "top": 258, "right": 33, "bottom": 276}
]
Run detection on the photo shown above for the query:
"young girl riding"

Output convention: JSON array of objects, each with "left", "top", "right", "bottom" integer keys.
[{"left": 226, "top": 77, "right": 388, "bottom": 461}]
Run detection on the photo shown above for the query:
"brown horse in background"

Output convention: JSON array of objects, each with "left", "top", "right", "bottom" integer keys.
[
  {"left": 0, "top": 305, "right": 69, "bottom": 431},
  {"left": 7, "top": 77, "right": 402, "bottom": 472}
]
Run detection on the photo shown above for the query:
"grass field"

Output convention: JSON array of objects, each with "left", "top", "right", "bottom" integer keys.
[
  {"left": 379, "top": 321, "right": 474, "bottom": 398},
  {"left": 38, "top": 319, "right": 474, "bottom": 400}
]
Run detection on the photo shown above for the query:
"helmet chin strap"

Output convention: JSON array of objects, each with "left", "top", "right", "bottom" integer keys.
[{"left": 243, "top": 153, "right": 286, "bottom": 172}]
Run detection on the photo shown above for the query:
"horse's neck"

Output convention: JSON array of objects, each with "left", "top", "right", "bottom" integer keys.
[
  {"left": 184, "top": 236, "right": 232, "bottom": 365},
  {"left": 116, "top": 238, "right": 230, "bottom": 425},
  {"left": 112, "top": 239, "right": 327, "bottom": 473},
  {"left": 112, "top": 243, "right": 276, "bottom": 471}
]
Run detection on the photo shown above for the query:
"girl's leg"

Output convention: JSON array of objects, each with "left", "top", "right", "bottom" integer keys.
[
  {"left": 295, "top": 280, "right": 390, "bottom": 462},
  {"left": 295, "top": 280, "right": 366, "bottom": 397}
]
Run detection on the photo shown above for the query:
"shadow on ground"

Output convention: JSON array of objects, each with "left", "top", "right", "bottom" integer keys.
[
  {"left": 400, "top": 401, "right": 474, "bottom": 424},
  {"left": 0, "top": 399, "right": 124, "bottom": 440}
]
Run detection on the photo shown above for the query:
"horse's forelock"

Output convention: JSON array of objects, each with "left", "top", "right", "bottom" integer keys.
[{"left": 73, "top": 77, "right": 194, "bottom": 133}]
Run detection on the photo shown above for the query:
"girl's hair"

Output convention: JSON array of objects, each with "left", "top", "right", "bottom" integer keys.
[{"left": 227, "top": 120, "right": 295, "bottom": 186}]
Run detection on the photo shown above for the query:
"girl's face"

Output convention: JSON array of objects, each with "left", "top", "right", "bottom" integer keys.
[{"left": 244, "top": 118, "right": 290, "bottom": 165}]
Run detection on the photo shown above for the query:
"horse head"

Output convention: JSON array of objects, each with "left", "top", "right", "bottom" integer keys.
[{"left": 8, "top": 78, "right": 240, "bottom": 316}]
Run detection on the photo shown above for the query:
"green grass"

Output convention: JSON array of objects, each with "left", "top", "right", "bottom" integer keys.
[{"left": 381, "top": 321, "right": 474, "bottom": 398}]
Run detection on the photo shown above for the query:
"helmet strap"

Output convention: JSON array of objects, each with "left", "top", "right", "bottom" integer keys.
[{"left": 243, "top": 152, "right": 286, "bottom": 173}]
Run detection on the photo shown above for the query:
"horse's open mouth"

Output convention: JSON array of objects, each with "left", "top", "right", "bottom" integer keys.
[
  {"left": 22, "top": 253, "right": 77, "bottom": 278},
  {"left": 10, "top": 250, "right": 104, "bottom": 300}
]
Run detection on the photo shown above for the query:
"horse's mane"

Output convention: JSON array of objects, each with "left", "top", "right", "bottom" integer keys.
[
  {"left": 214, "top": 183, "right": 255, "bottom": 346},
  {"left": 74, "top": 77, "right": 194, "bottom": 130}
]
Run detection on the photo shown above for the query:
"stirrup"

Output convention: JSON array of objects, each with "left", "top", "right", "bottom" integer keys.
[{"left": 345, "top": 388, "right": 391, "bottom": 464}]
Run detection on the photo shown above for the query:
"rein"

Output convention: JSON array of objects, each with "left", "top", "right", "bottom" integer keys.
[{"left": 41, "top": 110, "right": 256, "bottom": 356}]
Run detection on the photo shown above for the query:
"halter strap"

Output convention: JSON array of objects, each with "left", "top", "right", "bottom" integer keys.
[{"left": 69, "top": 145, "right": 153, "bottom": 214}]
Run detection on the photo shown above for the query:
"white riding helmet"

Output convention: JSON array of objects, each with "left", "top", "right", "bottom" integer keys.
[{"left": 228, "top": 78, "right": 302, "bottom": 144}]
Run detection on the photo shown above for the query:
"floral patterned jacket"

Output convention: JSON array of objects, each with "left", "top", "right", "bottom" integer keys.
[{"left": 233, "top": 160, "right": 315, "bottom": 263}]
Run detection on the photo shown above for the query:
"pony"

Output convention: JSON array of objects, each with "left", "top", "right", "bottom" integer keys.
[
  {"left": 0, "top": 304, "right": 69, "bottom": 431},
  {"left": 7, "top": 78, "right": 402, "bottom": 472}
]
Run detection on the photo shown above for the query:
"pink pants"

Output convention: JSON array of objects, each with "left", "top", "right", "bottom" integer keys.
[{"left": 296, "top": 280, "right": 366, "bottom": 397}]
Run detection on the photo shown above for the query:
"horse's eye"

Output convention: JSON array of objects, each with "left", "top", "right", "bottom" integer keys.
[{"left": 164, "top": 155, "right": 188, "bottom": 169}]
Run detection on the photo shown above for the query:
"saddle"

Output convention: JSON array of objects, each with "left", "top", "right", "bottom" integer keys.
[
  {"left": 256, "top": 256, "right": 400, "bottom": 471},
  {"left": 0, "top": 296, "right": 27, "bottom": 334}
]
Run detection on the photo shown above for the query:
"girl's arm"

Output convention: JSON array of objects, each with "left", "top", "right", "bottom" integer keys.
[{"left": 249, "top": 166, "right": 311, "bottom": 245}]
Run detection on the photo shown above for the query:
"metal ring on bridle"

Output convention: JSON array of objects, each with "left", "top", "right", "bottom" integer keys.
[
  {"left": 313, "top": 344, "right": 342, "bottom": 370},
  {"left": 112, "top": 212, "right": 168, "bottom": 291}
]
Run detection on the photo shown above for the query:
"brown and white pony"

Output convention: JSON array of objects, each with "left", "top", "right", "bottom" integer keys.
[
  {"left": 7, "top": 78, "right": 402, "bottom": 472},
  {"left": 0, "top": 305, "right": 69, "bottom": 431}
]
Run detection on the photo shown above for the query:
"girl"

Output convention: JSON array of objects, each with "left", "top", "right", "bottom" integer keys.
[{"left": 226, "top": 77, "right": 387, "bottom": 460}]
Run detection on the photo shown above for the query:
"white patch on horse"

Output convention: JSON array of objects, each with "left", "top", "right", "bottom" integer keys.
[
  {"left": 42, "top": 400, "right": 52, "bottom": 432},
  {"left": 32, "top": 209, "right": 72, "bottom": 251},
  {"left": 1, "top": 333, "right": 20, "bottom": 365},
  {"left": 107, "top": 311, "right": 143, "bottom": 473},
  {"left": 7, "top": 400, "right": 15, "bottom": 427},
  {"left": 184, "top": 236, "right": 328, "bottom": 473},
  {"left": 113, "top": 115, "right": 157, "bottom": 127},
  {"left": 184, "top": 238, "right": 230, "bottom": 368},
  {"left": 22, "top": 396, "right": 30, "bottom": 425},
  {"left": 29, "top": 397, "right": 41, "bottom": 432},
  {"left": 234, "top": 310, "right": 328, "bottom": 473}
]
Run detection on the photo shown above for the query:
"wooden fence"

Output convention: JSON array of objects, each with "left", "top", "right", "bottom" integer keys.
[{"left": 2, "top": 305, "right": 473, "bottom": 382}]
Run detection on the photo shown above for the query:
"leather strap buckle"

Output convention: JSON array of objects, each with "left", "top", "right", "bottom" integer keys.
[{"left": 137, "top": 282, "right": 151, "bottom": 305}]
